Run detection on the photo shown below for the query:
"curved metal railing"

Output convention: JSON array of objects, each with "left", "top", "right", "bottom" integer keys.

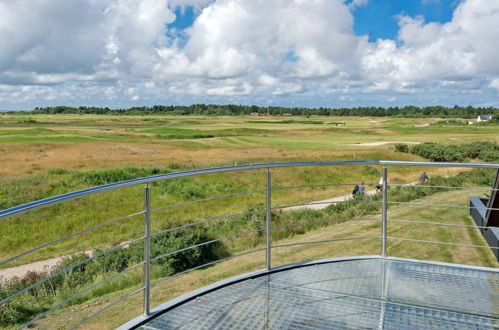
[{"left": 1, "top": 160, "right": 499, "bottom": 329}]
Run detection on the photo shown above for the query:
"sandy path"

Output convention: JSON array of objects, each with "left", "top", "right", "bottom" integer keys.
[
  {"left": 0, "top": 257, "right": 63, "bottom": 283},
  {"left": 284, "top": 188, "right": 379, "bottom": 211},
  {"left": 0, "top": 251, "right": 92, "bottom": 284},
  {"left": 283, "top": 181, "right": 418, "bottom": 211}
]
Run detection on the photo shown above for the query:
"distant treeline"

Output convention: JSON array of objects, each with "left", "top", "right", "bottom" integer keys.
[{"left": 18, "top": 104, "right": 499, "bottom": 118}]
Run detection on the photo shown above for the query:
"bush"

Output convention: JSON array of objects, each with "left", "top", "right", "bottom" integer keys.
[
  {"left": 410, "top": 142, "right": 465, "bottom": 162},
  {"left": 479, "top": 150, "right": 499, "bottom": 162},
  {"left": 394, "top": 143, "right": 409, "bottom": 153},
  {"left": 126, "top": 227, "right": 224, "bottom": 277},
  {"left": 73, "top": 167, "right": 171, "bottom": 185},
  {"left": 462, "top": 141, "right": 497, "bottom": 159},
  {"left": 408, "top": 141, "right": 498, "bottom": 163}
]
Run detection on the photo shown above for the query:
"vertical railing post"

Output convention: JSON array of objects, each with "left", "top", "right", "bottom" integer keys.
[
  {"left": 265, "top": 168, "right": 272, "bottom": 271},
  {"left": 143, "top": 184, "right": 151, "bottom": 316},
  {"left": 382, "top": 167, "right": 388, "bottom": 258}
]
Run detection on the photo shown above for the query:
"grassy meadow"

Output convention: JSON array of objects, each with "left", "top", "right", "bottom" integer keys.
[{"left": 0, "top": 112, "right": 498, "bottom": 328}]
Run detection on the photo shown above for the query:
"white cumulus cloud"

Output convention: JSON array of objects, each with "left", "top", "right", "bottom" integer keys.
[{"left": 0, "top": 0, "right": 498, "bottom": 108}]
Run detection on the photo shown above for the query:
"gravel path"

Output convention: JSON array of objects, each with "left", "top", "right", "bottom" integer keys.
[
  {"left": 0, "top": 250, "right": 92, "bottom": 284},
  {"left": 0, "top": 257, "right": 63, "bottom": 284},
  {"left": 284, "top": 188, "right": 379, "bottom": 211}
]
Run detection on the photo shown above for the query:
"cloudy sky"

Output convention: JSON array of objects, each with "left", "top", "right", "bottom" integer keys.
[{"left": 0, "top": 0, "right": 498, "bottom": 110}]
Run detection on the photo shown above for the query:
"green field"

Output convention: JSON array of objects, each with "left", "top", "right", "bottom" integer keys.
[{"left": 0, "top": 113, "right": 498, "bottom": 328}]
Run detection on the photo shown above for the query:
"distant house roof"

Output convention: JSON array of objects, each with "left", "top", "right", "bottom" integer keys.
[{"left": 477, "top": 115, "right": 492, "bottom": 121}]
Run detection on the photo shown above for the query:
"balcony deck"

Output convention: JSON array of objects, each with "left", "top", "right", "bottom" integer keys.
[{"left": 135, "top": 257, "right": 499, "bottom": 329}]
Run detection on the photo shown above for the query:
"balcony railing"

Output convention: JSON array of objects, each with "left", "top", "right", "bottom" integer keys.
[{"left": 0, "top": 160, "right": 498, "bottom": 329}]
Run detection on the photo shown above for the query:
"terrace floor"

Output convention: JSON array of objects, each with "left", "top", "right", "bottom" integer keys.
[{"left": 137, "top": 258, "right": 499, "bottom": 329}]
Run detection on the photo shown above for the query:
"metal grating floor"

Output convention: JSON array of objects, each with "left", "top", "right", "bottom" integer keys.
[{"left": 138, "top": 259, "right": 499, "bottom": 329}]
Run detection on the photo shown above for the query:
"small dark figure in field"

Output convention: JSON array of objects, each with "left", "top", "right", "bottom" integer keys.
[
  {"left": 352, "top": 184, "right": 359, "bottom": 197},
  {"left": 376, "top": 177, "right": 389, "bottom": 192},
  {"left": 419, "top": 171, "right": 429, "bottom": 183},
  {"left": 358, "top": 182, "right": 365, "bottom": 195}
]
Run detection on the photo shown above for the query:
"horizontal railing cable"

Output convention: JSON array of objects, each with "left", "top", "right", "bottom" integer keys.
[
  {"left": 0, "top": 236, "right": 145, "bottom": 306},
  {"left": 0, "top": 211, "right": 144, "bottom": 267},
  {"left": 271, "top": 218, "right": 380, "bottom": 230},
  {"left": 272, "top": 236, "right": 381, "bottom": 249},
  {"left": 2, "top": 160, "right": 498, "bottom": 220},
  {"left": 389, "top": 183, "right": 499, "bottom": 191},
  {"left": 151, "top": 248, "right": 266, "bottom": 287},
  {"left": 387, "top": 201, "right": 499, "bottom": 211},
  {"left": 388, "top": 237, "right": 499, "bottom": 250},
  {"left": 272, "top": 199, "right": 382, "bottom": 210},
  {"left": 20, "top": 261, "right": 145, "bottom": 329},
  {"left": 152, "top": 209, "right": 265, "bottom": 237},
  {"left": 151, "top": 229, "right": 264, "bottom": 263},
  {"left": 271, "top": 183, "right": 377, "bottom": 191},
  {"left": 388, "top": 218, "right": 492, "bottom": 230},
  {"left": 150, "top": 189, "right": 265, "bottom": 212},
  {"left": 70, "top": 287, "right": 145, "bottom": 329}
]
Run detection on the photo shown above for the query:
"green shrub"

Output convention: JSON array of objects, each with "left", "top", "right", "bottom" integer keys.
[
  {"left": 73, "top": 167, "right": 171, "bottom": 185},
  {"left": 410, "top": 142, "right": 465, "bottom": 162},
  {"left": 394, "top": 143, "right": 409, "bottom": 153},
  {"left": 478, "top": 150, "right": 499, "bottom": 162},
  {"left": 409, "top": 141, "right": 498, "bottom": 162},
  {"left": 462, "top": 141, "right": 497, "bottom": 159}
]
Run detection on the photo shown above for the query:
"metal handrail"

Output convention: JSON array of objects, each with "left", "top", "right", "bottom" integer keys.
[
  {"left": 272, "top": 236, "right": 381, "bottom": 250},
  {"left": 271, "top": 217, "right": 380, "bottom": 230},
  {"left": 1, "top": 160, "right": 498, "bottom": 329},
  {"left": 388, "top": 201, "right": 499, "bottom": 211},
  {"left": 390, "top": 183, "right": 499, "bottom": 191},
  {"left": 271, "top": 183, "right": 377, "bottom": 190},
  {"left": 2, "top": 160, "right": 498, "bottom": 220},
  {"left": 388, "top": 237, "right": 499, "bottom": 250},
  {"left": 272, "top": 199, "right": 383, "bottom": 210},
  {"left": 388, "top": 218, "right": 493, "bottom": 230}
]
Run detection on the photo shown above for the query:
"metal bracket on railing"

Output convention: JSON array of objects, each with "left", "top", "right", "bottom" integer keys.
[
  {"left": 144, "top": 184, "right": 151, "bottom": 316},
  {"left": 382, "top": 167, "right": 388, "bottom": 258},
  {"left": 266, "top": 168, "right": 272, "bottom": 271}
]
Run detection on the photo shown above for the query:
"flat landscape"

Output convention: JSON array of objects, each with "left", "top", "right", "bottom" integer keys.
[
  {"left": 1, "top": 113, "right": 498, "bottom": 176},
  {"left": 0, "top": 113, "right": 498, "bottom": 328}
]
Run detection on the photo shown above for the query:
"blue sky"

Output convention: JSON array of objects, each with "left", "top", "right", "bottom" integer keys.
[
  {"left": 167, "top": 0, "right": 458, "bottom": 42},
  {"left": 0, "top": 0, "right": 498, "bottom": 110},
  {"left": 352, "top": 0, "right": 457, "bottom": 41}
]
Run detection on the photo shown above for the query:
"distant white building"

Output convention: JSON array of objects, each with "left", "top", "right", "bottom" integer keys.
[{"left": 477, "top": 115, "right": 493, "bottom": 122}]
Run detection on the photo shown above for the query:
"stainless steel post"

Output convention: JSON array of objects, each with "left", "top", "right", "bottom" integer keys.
[
  {"left": 266, "top": 168, "right": 272, "bottom": 271},
  {"left": 382, "top": 167, "right": 388, "bottom": 258},
  {"left": 144, "top": 184, "right": 151, "bottom": 316}
]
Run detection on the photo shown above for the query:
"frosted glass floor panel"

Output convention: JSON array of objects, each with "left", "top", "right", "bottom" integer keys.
[{"left": 139, "top": 259, "right": 499, "bottom": 329}]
